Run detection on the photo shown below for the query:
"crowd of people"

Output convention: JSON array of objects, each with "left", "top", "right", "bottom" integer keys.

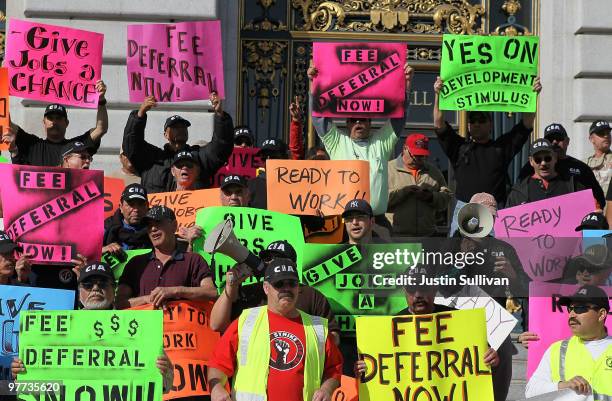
[{"left": 1, "top": 56, "right": 611, "bottom": 401}]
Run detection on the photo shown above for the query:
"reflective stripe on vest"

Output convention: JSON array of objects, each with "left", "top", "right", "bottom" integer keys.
[
  {"left": 594, "top": 393, "right": 612, "bottom": 401},
  {"left": 559, "top": 339, "right": 570, "bottom": 382},
  {"left": 310, "top": 315, "right": 326, "bottom": 358},
  {"left": 239, "top": 306, "right": 262, "bottom": 366},
  {"left": 234, "top": 390, "right": 266, "bottom": 401}
]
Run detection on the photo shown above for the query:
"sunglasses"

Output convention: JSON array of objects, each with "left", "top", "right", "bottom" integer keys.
[
  {"left": 272, "top": 279, "right": 299, "bottom": 289},
  {"left": 347, "top": 118, "right": 370, "bottom": 124},
  {"left": 235, "top": 138, "right": 253, "bottom": 146},
  {"left": 566, "top": 304, "right": 599, "bottom": 314},
  {"left": 175, "top": 161, "right": 196, "bottom": 169},
  {"left": 80, "top": 279, "right": 112, "bottom": 290},
  {"left": 70, "top": 153, "right": 92, "bottom": 161},
  {"left": 545, "top": 133, "right": 566, "bottom": 142},
  {"left": 533, "top": 155, "right": 553, "bottom": 164},
  {"left": 576, "top": 265, "right": 603, "bottom": 274}
]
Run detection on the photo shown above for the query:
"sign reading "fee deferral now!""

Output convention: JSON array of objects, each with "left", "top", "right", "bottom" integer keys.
[
  {"left": 356, "top": 309, "right": 494, "bottom": 401},
  {"left": 17, "top": 310, "right": 163, "bottom": 401},
  {"left": 439, "top": 35, "right": 539, "bottom": 112}
]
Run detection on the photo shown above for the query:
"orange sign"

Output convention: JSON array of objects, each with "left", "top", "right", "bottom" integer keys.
[
  {"left": 131, "top": 300, "right": 221, "bottom": 400},
  {"left": 332, "top": 375, "right": 359, "bottom": 401},
  {"left": 148, "top": 189, "right": 221, "bottom": 230},
  {"left": 266, "top": 159, "right": 370, "bottom": 216},
  {"left": 103, "top": 176, "right": 125, "bottom": 219},
  {"left": 0, "top": 67, "right": 10, "bottom": 150}
]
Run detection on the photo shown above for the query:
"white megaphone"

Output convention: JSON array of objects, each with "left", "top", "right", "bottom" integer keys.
[
  {"left": 457, "top": 203, "right": 494, "bottom": 238},
  {"left": 204, "top": 219, "right": 265, "bottom": 278}
]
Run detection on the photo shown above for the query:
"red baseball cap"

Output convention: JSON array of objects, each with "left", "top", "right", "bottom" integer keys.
[{"left": 405, "top": 133, "right": 430, "bottom": 156}]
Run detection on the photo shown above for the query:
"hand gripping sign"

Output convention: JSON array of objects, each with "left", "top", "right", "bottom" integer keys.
[{"left": 312, "top": 42, "right": 407, "bottom": 118}]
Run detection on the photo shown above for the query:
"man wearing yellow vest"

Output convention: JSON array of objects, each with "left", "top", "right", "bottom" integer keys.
[
  {"left": 207, "top": 257, "right": 343, "bottom": 401},
  {"left": 525, "top": 285, "right": 611, "bottom": 400}
]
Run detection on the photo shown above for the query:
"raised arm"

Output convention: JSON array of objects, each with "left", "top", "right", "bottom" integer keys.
[
  {"left": 89, "top": 80, "right": 108, "bottom": 142},
  {"left": 433, "top": 76, "right": 445, "bottom": 130},
  {"left": 390, "top": 63, "right": 415, "bottom": 135},
  {"left": 520, "top": 76, "right": 542, "bottom": 131},
  {"left": 122, "top": 96, "right": 164, "bottom": 174}
]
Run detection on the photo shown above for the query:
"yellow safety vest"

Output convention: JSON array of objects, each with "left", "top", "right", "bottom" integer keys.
[
  {"left": 232, "top": 306, "right": 328, "bottom": 401},
  {"left": 550, "top": 336, "right": 612, "bottom": 400}
]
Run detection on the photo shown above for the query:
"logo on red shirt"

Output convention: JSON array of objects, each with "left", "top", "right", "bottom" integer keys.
[{"left": 269, "top": 330, "right": 304, "bottom": 371}]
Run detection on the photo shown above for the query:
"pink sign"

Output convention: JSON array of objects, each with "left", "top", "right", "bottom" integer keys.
[
  {"left": 494, "top": 190, "right": 594, "bottom": 281},
  {"left": 312, "top": 42, "right": 406, "bottom": 118},
  {"left": 213, "top": 147, "right": 262, "bottom": 187},
  {"left": 0, "top": 164, "right": 103, "bottom": 265},
  {"left": 5, "top": 19, "right": 103, "bottom": 108},
  {"left": 527, "top": 282, "right": 612, "bottom": 378},
  {"left": 127, "top": 21, "right": 225, "bottom": 102}
]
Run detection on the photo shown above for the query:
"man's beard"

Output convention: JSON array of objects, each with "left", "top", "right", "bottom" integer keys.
[{"left": 82, "top": 292, "right": 113, "bottom": 310}]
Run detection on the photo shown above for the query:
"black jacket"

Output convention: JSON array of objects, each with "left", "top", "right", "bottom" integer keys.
[
  {"left": 506, "top": 175, "right": 585, "bottom": 208},
  {"left": 122, "top": 110, "right": 234, "bottom": 193},
  {"left": 103, "top": 209, "right": 152, "bottom": 249}
]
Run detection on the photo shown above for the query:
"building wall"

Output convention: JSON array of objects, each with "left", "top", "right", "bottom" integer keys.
[
  {"left": 540, "top": 0, "right": 612, "bottom": 161},
  {"left": 6, "top": 0, "right": 221, "bottom": 173}
]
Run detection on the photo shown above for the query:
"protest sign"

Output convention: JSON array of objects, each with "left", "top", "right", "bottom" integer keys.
[
  {"left": 193, "top": 206, "right": 305, "bottom": 288},
  {"left": 356, "top": 309, "right": 494, "bottom": 401},
  {"left": 131, "top": 301, "right": 220, "bottom": 400},
  {"left": 127, "top": 21, "right": 224, "bottom": 102},
  {"left": 332, "top": 375, "right": 358, "bottom": 401},
  {"left": 148, "top": 189, "right": 220, "bottom": 231},
  {"left": 494, "top": 190, "right": 593, "bottom": 281},
  {"left": 304, "top": 215, "right": 344, "bottom": 244},
  {"left": 439, "top": 34, "right": 539, "bottom": 112},
  {"left": 0, "top": 67, "right": 9, "bottom": 145},
  {"left": 17, "top": 310, "right": 163, "bottom": 401},
  {"left": 213, "top": 147, "right": 262, "bottom": 187},
  {"left": 435, "top": 286, "right": 518, "bottom": 350},
  {"left": 0, "top": 164, "right": 104, "bottom": 265},
  {"left": 0, "top": 285, "right": 74, "bottom": 381},
  {"left": 104, "top": 176, "right": 125, "bottom": 220},
  {"left": 266, "top": 159, "right": 370, "bottom": 216},
  {"left": 5, "top": 19, "right": 103, "bottom": 108},
  {"left": 312, "top": 42, "right": 406, "bottom": 118},
  {"left": 102, "top": 249, "right": 152, "bottom": 281},
  {"left": 302, "top": 243, "right": 423, "bottom": 332},
  {"left": 527, "top": 282, "right": 612, "bottom": 378},
  {"left": 0, "top": 155, "right": 8, "bottom": 163}
]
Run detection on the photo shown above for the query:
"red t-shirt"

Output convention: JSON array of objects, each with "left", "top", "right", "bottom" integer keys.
[{"left": 209, "top": 309, "right": 343, "bottom": 401}]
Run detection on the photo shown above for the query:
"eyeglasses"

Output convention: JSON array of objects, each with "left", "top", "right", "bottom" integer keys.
[
  {"left": 533, "top": 155, "right": 553, "bottom": 164},
  {"left": 175, "top": 161, "right": 196, "bottom": 169},
  {"left": 566, "top": 304, "right": 599, "bottom": 314},
  {"left": 80, "top": 279, "right": 112, "bottom": 290},
  {"left": 545, "top": 133, "right": 566, "bottom": 142},
  {"left": 272, "top": 279, "right": 298, "bottom": 289},
  {"left": 347, "top": 118, "right": 370, "bottom": 124}
]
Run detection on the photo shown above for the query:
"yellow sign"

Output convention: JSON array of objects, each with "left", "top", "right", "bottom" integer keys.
[{"left": 356, "top": 309, "right": 494, "bottom": 401}]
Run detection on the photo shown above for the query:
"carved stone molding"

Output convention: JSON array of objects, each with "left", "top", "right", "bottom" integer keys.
[
  {"left": 291, "top": 0, "right": 484, "bottom": 34},
  {"left": 244, "top": 0, "right": 289, "bottom": 31}
]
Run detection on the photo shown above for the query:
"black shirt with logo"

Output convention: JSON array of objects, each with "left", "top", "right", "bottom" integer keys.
[{"left": 12, "top": 128, "right": 100, "bottom": 167}]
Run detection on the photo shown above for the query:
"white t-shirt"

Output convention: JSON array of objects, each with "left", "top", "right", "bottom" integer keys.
[{"left": 525, "top": 336, "right": 612, "bottom": 400}]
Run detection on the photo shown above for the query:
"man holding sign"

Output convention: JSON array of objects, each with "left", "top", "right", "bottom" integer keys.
[
  {"left": 5, "top": 81, "right": 108, "bottom": 167},
  {"left": 308, "top": 47, "right": 414, "bottom": 227}
]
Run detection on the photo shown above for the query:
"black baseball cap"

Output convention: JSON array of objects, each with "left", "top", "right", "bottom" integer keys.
[
  {"left": 234, "top": 126, "right": 254, "bottom": 145},
  {"left": 220, "top": 175, "right": 247, "bottom": 190},
  {"left": 173, "top": 150, "right": 197, "bottom": 166},
  {"left": 44, "top": 104, "right": 68, "bottom": 118},
  {"left": 78, "top": 262, "right": 114, "bottom": 284},
  {"left": 544, "top": 123, "right": 568, "bottom": 140},
  {"left": 576, "top": 244, "right": 610, "bottom": 267},
  {"left": 342, "top": 199, "right": 373, "bottom": 218},
  {"left": 0, "top": 231, "right": 22, "bottom": 254},
  {"left": 558, "top": 285, "right": 610, "bottom": 311},
  {"left": 143, "top": 205, "right": 176, "bottom": 223},
  {"left": 164, "top": 115, "right": 191, "bottom": 130},
  {"left": 258, "top": 139, "right": 288, "bottom": 155},
  {"left": 589, "top": 120, "right": 611, "bottom": 135},
  {"left": 121, "top": 183, "right": 148, "bottom": 202},
  {"left": 264, "top": 257, "right": 299, "bottom": 284},
  {"left": 60, "top": 141, "right": 93, "bottom": 158},
  {"left": 260, "top": 240, "right": 297, "bottom": 263},
  {"left": 575, "top": 212, "right": 609, "bottom": 231},
  {"left": 529, "top": 138, "right": 555, "bottom": 156},
  {"left": 404, "top": 265, "right": 437, "bottom": 292}
]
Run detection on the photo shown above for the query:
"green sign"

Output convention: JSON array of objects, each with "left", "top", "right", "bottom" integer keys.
[
  {"left": 302, "top": 243, "right": 422, "bottom": 333},
  {"left": 439, "top": 34, "right": 539, "bottom": 112},
  {"left": 102, "top": 249, "right": 152, "bottom": 281},
  {"left": 18, "top": 310, "right": 163, "bottom": 401},
  {"left": 0, "top": 155, "right": 9, "bottom": 163},
  {"left": 193, "top": 206, "right": 305, "bottom": 288}
]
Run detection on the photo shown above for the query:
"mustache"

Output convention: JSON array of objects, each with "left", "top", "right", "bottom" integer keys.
[
  {"left": 279, "top": 291, "right": 294, "bottom": 298},
  {"left": 568, "top": 318, "right": 580, "bottom": 325},
  {"left": 88, "top": 290, "right": 104, "bottom": 299}
]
